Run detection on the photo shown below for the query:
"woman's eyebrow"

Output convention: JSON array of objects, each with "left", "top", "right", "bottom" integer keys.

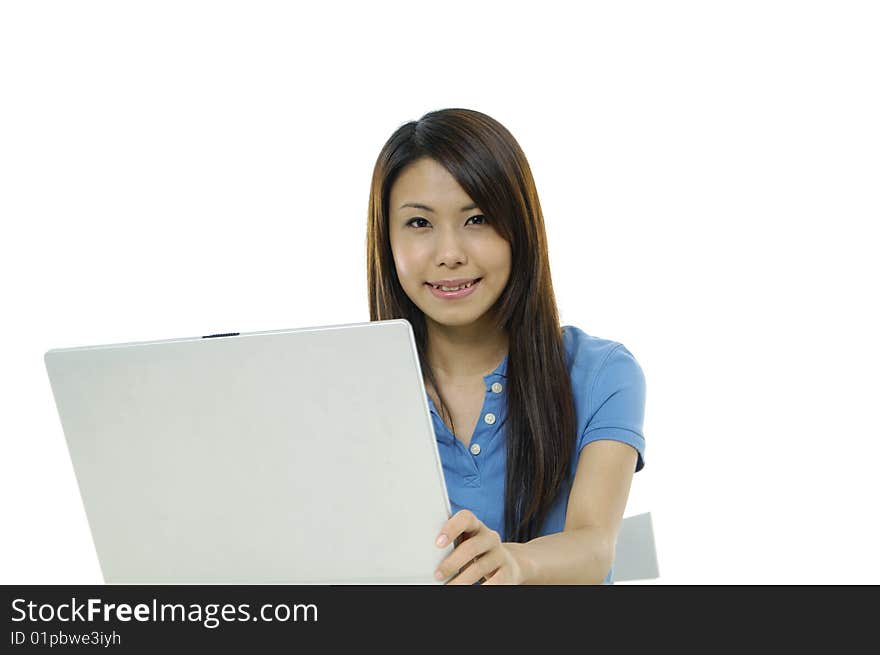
[{"left": 399, "top": 202, "right": 479, "bottom": 212}]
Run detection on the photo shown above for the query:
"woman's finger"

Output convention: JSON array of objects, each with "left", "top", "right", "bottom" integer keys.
[
  {"left": 435, "top": 530, "right": 498, "bottom": 581},
  {"left": 436, "top": 509, "right": 482, "bottom": 547},
  {"left": 479, "top": 567, "right": 505, "bottom": 585},
  {"left": 446, "top": 548, "right": 505, "bottom": 586}
]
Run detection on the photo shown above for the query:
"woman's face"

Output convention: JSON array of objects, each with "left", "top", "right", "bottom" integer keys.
[{"left": 388, "top": 157, "right": 512, "bottom": 329}]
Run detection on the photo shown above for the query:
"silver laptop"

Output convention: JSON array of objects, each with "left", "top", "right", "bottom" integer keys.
[{"left": 44, "top": 319, "right": 453, "bottom": 584}]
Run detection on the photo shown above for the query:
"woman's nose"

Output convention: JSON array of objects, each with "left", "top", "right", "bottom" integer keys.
[{"left": 434, "top": 229, "right": 467, "bottom": 266}]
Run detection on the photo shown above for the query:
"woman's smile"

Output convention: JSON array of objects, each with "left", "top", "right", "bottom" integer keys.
[{"left": 425, "top": 278, "right": 482, "bottom": 299}]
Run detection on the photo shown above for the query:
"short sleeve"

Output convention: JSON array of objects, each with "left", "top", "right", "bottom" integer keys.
[{"left": 577, "top": 344, "right": 647, "bottom": 472}]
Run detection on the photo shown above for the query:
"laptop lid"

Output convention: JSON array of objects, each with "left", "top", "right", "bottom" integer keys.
[{"left": 44, "top": 319, "right": 452, "bottom": 583}]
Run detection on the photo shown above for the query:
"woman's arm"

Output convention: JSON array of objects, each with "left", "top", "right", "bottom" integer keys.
[{"left": 508, "top": 439, "right": 638, "bottom": 584}]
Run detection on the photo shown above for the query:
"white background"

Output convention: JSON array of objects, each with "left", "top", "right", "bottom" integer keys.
[{"left": 1, "top": 1, "right": 878, "bottom": 584}]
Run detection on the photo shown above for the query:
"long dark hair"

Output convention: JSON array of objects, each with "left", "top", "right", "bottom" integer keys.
[{"left": 366, "top": 108, "right": 576, "bottom": 542}]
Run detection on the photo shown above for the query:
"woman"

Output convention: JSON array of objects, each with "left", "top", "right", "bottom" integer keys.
[{"left": 366, "top": 108, "right": 646, "bottom": 584}]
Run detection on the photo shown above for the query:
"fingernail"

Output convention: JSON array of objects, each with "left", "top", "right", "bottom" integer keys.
[
  {"left": 435, "top": 534, "right": 448, "bottom": 547},
  {"left": 434, "top": 570, "right": 444, "bottom": 581}
]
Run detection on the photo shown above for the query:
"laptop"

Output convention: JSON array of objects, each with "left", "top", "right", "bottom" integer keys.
[{"left": 44, "top": 319, "right": 453, "bottom": 584}]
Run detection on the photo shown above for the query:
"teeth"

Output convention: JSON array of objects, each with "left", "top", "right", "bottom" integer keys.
[{"left": 434, "top": 280, "right": 476, "bottom": 291}]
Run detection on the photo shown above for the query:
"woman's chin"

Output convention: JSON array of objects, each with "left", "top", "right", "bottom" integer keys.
[{"left": 423, "top": 309, "right": 494, "bottom": 330}]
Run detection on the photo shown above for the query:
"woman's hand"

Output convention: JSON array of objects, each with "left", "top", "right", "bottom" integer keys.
[{"left": 434, "top": 509, "right": 527, "bottom": 585}]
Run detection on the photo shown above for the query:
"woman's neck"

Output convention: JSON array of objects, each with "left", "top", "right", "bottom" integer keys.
[{"left": 425, "top": 316, "right": 508, "bottom": 382}]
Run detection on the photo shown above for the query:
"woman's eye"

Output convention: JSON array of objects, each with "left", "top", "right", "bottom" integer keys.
[{"left": 406, "top": 215, "right": 485, "bottom": 229}]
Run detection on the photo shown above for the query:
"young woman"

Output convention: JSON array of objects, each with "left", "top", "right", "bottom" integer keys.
[{"left": 366, "top": 108, "right": 647, "bottom": 585}]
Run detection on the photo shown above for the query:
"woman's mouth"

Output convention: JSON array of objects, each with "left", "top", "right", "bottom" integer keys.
[{"left": 425, "top": 278, "right": 482, "bottom": 300}]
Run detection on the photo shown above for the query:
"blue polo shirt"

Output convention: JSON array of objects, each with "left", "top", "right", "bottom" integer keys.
[{"left": 426, "top": 325, "right": 646, "bottom": 584}]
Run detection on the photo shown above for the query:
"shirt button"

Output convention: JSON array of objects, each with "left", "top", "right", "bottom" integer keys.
[
  {"left": 470, "top": 443, "right": 481, "bottom": 455},
  {"left": 491, "top": 382, "right": 503, "bottom": 394},
  {"left": 484, "top": 413, "right": 496, "bottom": 425}
]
